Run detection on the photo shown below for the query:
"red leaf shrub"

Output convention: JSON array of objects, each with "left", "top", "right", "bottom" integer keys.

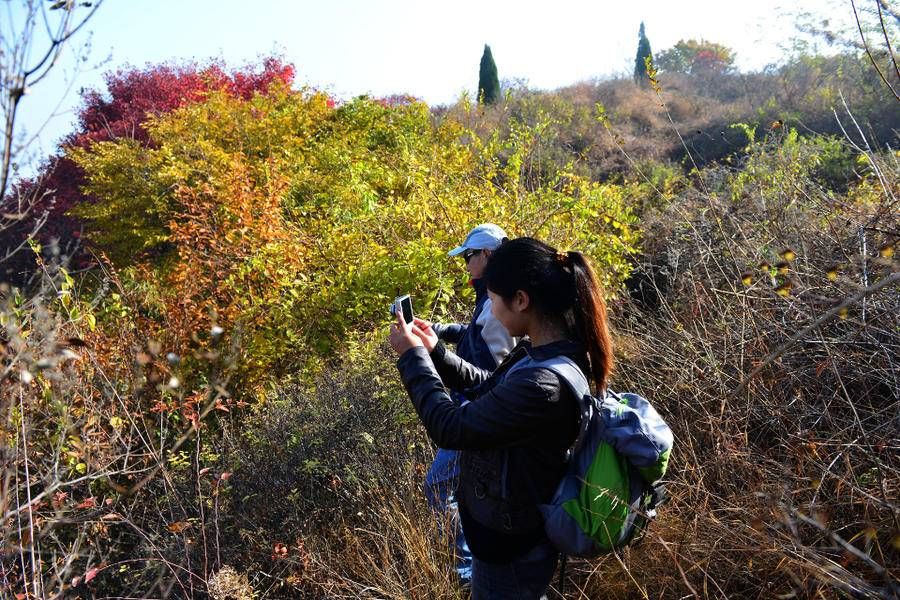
[{"left": 2, "top": 58, "right": 304, "bottom": 280}]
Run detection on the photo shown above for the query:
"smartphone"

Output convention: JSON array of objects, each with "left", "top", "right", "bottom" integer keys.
[{"left": 394, "top": 294, "right": 414, "bottom": 324}]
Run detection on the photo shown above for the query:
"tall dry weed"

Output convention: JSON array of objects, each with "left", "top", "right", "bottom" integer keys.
[{"left": 561, "top": 133, "right": 899, "bottom": 598}]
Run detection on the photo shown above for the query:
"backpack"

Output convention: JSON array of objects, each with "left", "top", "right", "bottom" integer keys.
[{"left": 518, "top": 355, "right": 673, "bottom": 557}]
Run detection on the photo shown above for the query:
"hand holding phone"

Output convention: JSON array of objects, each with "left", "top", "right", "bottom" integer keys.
[
  {"left": 388, "top": 295, "right": 423, "bottom": 355},
  {"left": 390, "top": 294, "right": 414, "bottom": 324}
]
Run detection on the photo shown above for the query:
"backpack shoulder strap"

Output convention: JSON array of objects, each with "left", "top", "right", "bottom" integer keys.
[
  {"left": 504, "top": 354, "right": 591, "bottom": 397},
  {"left": 529, "top": 355, "right": 591, "bottom": 399},
  {"left": 524, "top": 355, "right": 595, "bottom": 460}
]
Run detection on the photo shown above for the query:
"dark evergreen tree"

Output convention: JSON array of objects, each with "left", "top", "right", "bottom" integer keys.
[
  {"left": 634, "top": 22, "right": 653, "bottom": 85},
  {"left": 478, "top": 44, "right": 500, "bottom": 105}
]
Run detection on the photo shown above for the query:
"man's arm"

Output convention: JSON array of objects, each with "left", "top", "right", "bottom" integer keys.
[
  {"left": 431, "top": 322, "right": 467, "bottom": 344},
  {"left": 421, "top": 341, "right": 493, "bottom": 393}
]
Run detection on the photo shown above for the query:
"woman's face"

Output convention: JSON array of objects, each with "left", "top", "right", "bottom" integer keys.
[{"left": 488, "top": 289, "right": 528, "bottom": 337}]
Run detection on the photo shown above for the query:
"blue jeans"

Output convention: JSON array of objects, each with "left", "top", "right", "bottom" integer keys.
[
  {"left": 425, "top": 448, "right": 472, "bottom": 583},
  {"left": 471, "top": 544, "right": 559, "bottom": 600}
]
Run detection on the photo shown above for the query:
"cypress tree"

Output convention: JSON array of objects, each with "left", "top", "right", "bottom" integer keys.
[
  {"left": 634, "top": 22, "right": 653, "bottom": 85},
  {"left": 478, "top": 44, "right": 500, "bottom": 105}
]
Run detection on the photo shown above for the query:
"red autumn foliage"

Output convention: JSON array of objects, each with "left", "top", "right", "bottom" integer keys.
[
  {"left": 1, "top": 58, "right": 302, "bottom": 281},
  {"left": 74, "top": 57, "right": 295, "bottom": 146},
  {"left": 83, "top": 566, "right": 99, "bottom": 584}
]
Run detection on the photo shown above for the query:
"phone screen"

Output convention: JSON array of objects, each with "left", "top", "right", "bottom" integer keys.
[{"left": 399, "top": 295, "right": 413, "bottom": 324}]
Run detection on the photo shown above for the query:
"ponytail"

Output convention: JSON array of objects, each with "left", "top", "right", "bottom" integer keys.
[
  {"left": 484, "top": 238, "right": 614, "bottom": 392},
  {"left": 567, "top": 251, "right": 613, "bottom": 392}
]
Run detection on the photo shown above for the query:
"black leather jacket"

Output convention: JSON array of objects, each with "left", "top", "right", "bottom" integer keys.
[{"left": 396, "top": 339, "right": 583, "bottom": 559}]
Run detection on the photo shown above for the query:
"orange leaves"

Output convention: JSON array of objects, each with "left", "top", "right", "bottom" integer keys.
[
  {"left": 272, "top": 541, "right": 289, "bottom": 559},
  {"left": 167, "top": 521, "right": 191, "bottom": 534},
  {"left": 160, "top": 159, "right": 305, "bottom": 368},
  {"left": 74, "top": 497, "right": 97, "bottom": 510}
]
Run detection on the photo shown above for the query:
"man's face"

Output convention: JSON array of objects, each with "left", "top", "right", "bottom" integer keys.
[{"left": 463, "top": 248, "right": 490, "bottom": 279}]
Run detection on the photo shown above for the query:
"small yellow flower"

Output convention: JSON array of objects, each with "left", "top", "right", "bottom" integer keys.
[
  {"left": 838, "top": 307, "right": 849, "bottom": 320},
  {"left": 741, "top": 272, "right": 753, "bottom": 286},
  {"left": 775, "top": 281, "right": 792, "bottom": 297},
  {"left": 776, "top": 261, "right": 790, "bottom": 275},
  {"left": 879, "top": 243, "right": 895, "bottom": 259},
  {"left": 826, "top": 265, "right": 839, "bottom": 281},
  {"left": 780, "top": 248, "right": 796, "bottom": 262}
]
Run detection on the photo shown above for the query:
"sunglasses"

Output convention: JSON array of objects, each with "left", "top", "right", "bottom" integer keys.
[{"left": 462, "top": 249, "right": 482, "bottom": 263}]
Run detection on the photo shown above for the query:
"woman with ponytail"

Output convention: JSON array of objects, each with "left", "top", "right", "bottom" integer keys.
[{"left": 389, "top": 237, "right": 613, "bottom": 599}]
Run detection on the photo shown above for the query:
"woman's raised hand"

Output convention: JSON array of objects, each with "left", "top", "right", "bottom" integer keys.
[
  {"left": 389, "top": 310, "right": 424, "bottom": 355},
  {"left": 411, "top": 317, "right": 439, "bottom": 352}
]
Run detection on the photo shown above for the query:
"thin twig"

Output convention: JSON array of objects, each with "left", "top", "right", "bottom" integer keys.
[
  {"left": 849, "top": 0, "right": 900, "bottom": 102},
  {"left": 736, "top": 271, "right": 900, "bottom": 395},
  {"left": 875, "top": 0, "right": 900, "bottom": 80}
]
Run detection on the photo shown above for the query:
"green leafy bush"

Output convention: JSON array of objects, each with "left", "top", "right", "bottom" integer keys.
[{"left": 70, "top": 81, "right": 640, "bottom": 390}]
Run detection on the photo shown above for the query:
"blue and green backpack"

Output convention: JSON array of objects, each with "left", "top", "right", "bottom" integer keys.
[{"left": 518, "top": 355, "right": 673, "bottom": 557}]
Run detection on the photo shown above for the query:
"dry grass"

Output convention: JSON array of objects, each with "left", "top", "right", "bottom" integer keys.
[
  {"left": 556, "top": 141, "right": 899, "bottom": 598},
  {"left": 254, "top": 132, "right": 898, "bottom": 599}
]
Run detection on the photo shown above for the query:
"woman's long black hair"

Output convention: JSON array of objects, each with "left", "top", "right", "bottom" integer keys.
[{"left": 484, "top": 237, "right": 613, "bottom": 392}]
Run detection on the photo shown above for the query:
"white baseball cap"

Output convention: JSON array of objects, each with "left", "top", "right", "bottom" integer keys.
[{"left": 447, "top": 223, "right": 508, "bottom": 256}]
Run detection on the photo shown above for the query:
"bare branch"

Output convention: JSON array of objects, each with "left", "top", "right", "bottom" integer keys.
[
  {"left": 736, "top": 271, "right": 900, "bottom": 395},
  {"left": 850, "top": 0, "right": 900, "bottom": 102},
  {"left": 875, "top": 0, "right": 900, "bottom": 80},
  {"left": 1, "top": 0, "right": 104, "bottom": 206}
]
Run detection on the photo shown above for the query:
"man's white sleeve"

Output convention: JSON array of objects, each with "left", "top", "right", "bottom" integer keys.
[{"left": 476, "top": 298, "right": 516, "bottom": 366}]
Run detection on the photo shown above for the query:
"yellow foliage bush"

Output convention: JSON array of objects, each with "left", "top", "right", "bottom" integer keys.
[{"left": 70, "top": 85, "right": 640, "bottom": 390}]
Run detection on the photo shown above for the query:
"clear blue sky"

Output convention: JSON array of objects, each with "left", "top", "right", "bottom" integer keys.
[{"left": 13, "top": 0, "right": 841, "bottom": 170}]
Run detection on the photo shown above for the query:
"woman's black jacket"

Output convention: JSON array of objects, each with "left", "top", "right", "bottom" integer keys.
[{"left": 396, "top": 338, "right": 583, "bottom": 562}]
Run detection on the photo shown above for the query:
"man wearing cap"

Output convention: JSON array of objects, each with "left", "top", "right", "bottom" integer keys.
[
  {"left": 425, "top": 223, "right": 516, "bottom": 585},
  {"left": 434, "top": 223, "right": 516, "bottom": 370}
]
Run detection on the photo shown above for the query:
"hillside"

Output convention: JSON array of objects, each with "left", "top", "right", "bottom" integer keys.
[{"left": 0, "top": 50, "right": 898, "bottom": 599}]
